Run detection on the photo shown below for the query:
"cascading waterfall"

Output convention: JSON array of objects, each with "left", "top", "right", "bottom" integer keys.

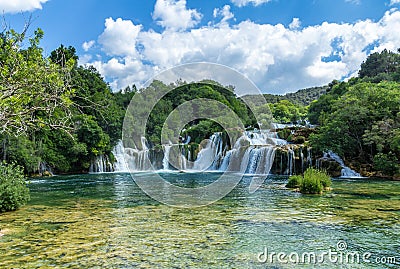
[
  {"left": 89, "top": 154, "right": 113, "bottom": 173},
  {"left": 193, "top": 133, "right": 224, "bottom": 171},
  {"left": 300, "top": 147, "right": 304, "bottom": 173},
  {"left": 206, "top": 131, "right": 277, "bottom": 175},
  {"left": 162, "top": 145, "right": 172, "bottom": 170},
  {"left": 97, "top": 127, "right": 316, "bottom": 177},
  {"left": 39, "top": 161, "right": 54, "bottom": 176},
  {"left": 322, "top": 151, "right": 362, "bottom": 178},
  {"left": 285, "top": 146, "right": 296, "bottom": 176},
  {"left": 92, "top": 137, "right": 150, "bottom": 173},
  {"left": 246, "top": 147, "right": 276, "bottom": 175},
  {"left": 112, "top": 140, "right": 129, "bottom": 172},
  {"left": 106, "top": 130, "right": 281, "bottom": 175},
  {"left": 307, "top": 147, "right": 313, "bottom": 167},
  {"left": 219, "top": 150, "right": 232, "bottom": 171}
]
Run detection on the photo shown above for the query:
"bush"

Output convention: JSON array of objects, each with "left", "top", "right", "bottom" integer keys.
[
  {"left": 286, "top": 168, "right": 332, "bottom": 194},
  {"left": 301, "top": 168, "right": 331, "bottom": 194},
  {"left": 315, "top": 170, "right": 332, "bottom": 188},
  {"left": 300, "top": 173, "right": 323, "bottom": 194},
  {"left": 0, "top": 162, "right": 30, "bottom": 213},
  {"left": 277, "top": 128, "right": 291, "bottom": 140},
  {"left": 293, "top": 136, "right": 305, "bottom": 144},
  {"left": 373, "top": 152, "right": 399, "bottom": 176},
  {"left": 286, "top": 175, "right": 302, "bottom": 188}
]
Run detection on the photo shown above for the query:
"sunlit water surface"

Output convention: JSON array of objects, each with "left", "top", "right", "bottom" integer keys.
[{"left": 0, "top": 172, "right": 399, "bottom": 268}]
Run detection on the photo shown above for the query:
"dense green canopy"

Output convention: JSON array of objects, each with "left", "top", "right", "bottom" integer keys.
[{"left": 309, "top": 49, "right": 400, "bottom": 176}]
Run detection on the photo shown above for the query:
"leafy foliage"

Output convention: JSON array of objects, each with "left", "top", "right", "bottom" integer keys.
[
  {"left": 0, "top": 28, "right": 73, "bottom": 136},
  {"left": 0, "top": 27, "right": 133, "bottom": 174},
  {"left": 142, "top": 81, "right": 257, "bottom": 146},
  {"left": 307, "top": 80, "right": 348, "bottom": 125},
  {"left": 309, "top": 49, "right": 400, "bottom": 176},
  {"left": 286, "top": 175, "right": 302, "bottom": 188},
  {"left": 268, "top": 100, "right": 307, "bottom": 124},
  {"left": 310, "top": 82, "right": 400, "bottom": 158},
  {"left": 359, "top": 49, "right": 400, "bottom": 82},
  {"left": 374, "top": 153, "right": 399, "bottom": 176},
  {"left": 0, "top": 162, "right": 30, "bottom": 212},
  {"left": 287, "top": 168, "right": 331, "bottom": 194},
  {"left": 262, "top": 86, "right": 328, "bottom": 106}
]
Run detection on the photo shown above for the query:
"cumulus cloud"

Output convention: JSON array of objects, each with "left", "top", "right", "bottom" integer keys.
[
  {"left": 230, "top": 0, "right": 272, "bottom": 7},
  {"left": 84, "top": 9, "right": 400, "bottom": 94},
  {"left": 82, "top": 40, "right": 95, "bottom": 52},
  {"left": 89, "top": 57, "right": 156, "bottom": 90},
  {"left": 0, "top": 0, "right": 48, "bottom": 13},
  {"left": 390, "top": 0, "right": 400, "bottom": 5},
  {"left": 98, "top": 18, "right": 142, "bottom": 56},
  {"left": 213, "top": 5, "right": 235, "bottom": 24},
  {"left": 153, "top": 0, "right": 202, "bottom": 31},
  {"left": 289, "top": 18, "right": 301, "bottom": 30}
]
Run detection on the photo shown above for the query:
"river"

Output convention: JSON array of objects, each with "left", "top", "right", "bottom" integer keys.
[{"left": 0, "top": 172, "right": 399, "bottom": 268}]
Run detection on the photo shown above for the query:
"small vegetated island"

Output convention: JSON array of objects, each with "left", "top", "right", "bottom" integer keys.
[
  {"left": 286, "top": 168, "right": 332, "bottom": 194},
  {"left": 0, "top": 27, "right": 400, "bottom": 212}
]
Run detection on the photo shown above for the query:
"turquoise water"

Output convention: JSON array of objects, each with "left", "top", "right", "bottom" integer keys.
[{"left": 0, "top": 172, "right": 399, "bottom": 268}]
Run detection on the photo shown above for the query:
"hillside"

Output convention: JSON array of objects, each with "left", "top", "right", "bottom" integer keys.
[{"left": 263, "top": 85, "right": 328, "bottom": 106}]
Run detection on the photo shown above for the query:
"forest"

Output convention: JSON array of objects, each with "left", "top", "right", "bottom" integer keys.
[{"left": 0, "top": 27, "right": 399, "bottom": 179}]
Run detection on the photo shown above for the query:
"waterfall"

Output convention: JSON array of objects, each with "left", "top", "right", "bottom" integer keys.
[
  {"left": 39, "top": 161, "right": 53, "bottom": 176},
  {"left": 323, "top": 151, "right": 362, "bottom": 178},
  {"left": 307, "top": 147, "right": 312, "bottom": 167},
  {"left": 107, "top": 129, "right": 284, "bottom": 176},
  {"left": 219, "top": 150, "right": 232, "bottom": 171},
  {"left": 193, "top": 133, "right": 224, "bottom": 171},
  {"left": 242, "top": 147, "right": 276, "bottom": 174},
  {"left": 300, "top": 147, "right": 304, "bottom": 173},
  {"left": 162, "top": 145, "right": 171, "bottom": 170},
  {"left": 108, "top": 136, "right": 151, "bottom": 172},
  {"left": 90, "top": 154, "right": 113, "bottom": 173},
  {"left": 246, "top": 147, "right": 262, "bottom": 174},
  {"left": 112, "top": 140, "right": 129, "bottom": 172},
  {"left": 208, "top": 132, "right": 277, "bottom": 175},
  {"left": 106, "top": 128, "right": 307, "bottom": 177},
  {"left": 285, "top": 146, "right": 296, "bottom": 176},
  {"left": 245, "top": 130, "right": 287, "bottom": 146}
]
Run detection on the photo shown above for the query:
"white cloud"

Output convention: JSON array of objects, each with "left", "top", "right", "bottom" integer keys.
[
  {"left": 84, "top": 9, "right": 400, "bottom": 94},
  {"left": 153, "top": 0, "right": 202, "bottom": 31},
  {"left": 0, "top": 0, "right": 48, "bottom": 13},
  {"left": 289, "top": 18, "right": 301, "bottom": 30},
  {"left": 390, "top": 0, "right": 400, "bottom": 5},
  {"left": 230, "top": 0, "right": 272, "bottom": 7},
  {"left": 88, "top": 57, "right": 155, "bottom": 90},
  {"left": 98, "top": 18, "right": 142, "bottom": 56},
  {"left": 82, "top": 40, "right": 95, "bottom": 52},
  {"left": 213, "top": 5, "right": 235, "bottom": 24}
]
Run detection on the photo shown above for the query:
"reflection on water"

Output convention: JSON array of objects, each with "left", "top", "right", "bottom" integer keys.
[{"left": 0, "top": 173, "right": 399, "bottom": 268}]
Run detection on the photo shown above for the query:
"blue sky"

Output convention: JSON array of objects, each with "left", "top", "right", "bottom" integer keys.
[{"left": 1, "top": 0, "right": 400, "bottom": 94}]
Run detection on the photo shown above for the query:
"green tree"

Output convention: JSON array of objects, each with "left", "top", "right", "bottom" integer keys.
[
  {"left": 0, "top": 27, "right": 74, "bottom": 136},
  {"left": 143, "top": 81, "right": 256, "bottom": 146},
  {"left": 310, "top": 81, "right": 400, "bottom": 175},
  {"left": 373, "top": 153, "right": 399, "bottom": 176},
  {"left": 268, "top": 100, "right": 306, "bottom": 124},
  {"left": 307, "top": 80, "right": 347, "bottom": 125},
  {"left": 359, "top": 49, "right": 400, "bottom": 81},
  {"left": 0, "top": 162, "right": 30, "bottom": 212}
]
